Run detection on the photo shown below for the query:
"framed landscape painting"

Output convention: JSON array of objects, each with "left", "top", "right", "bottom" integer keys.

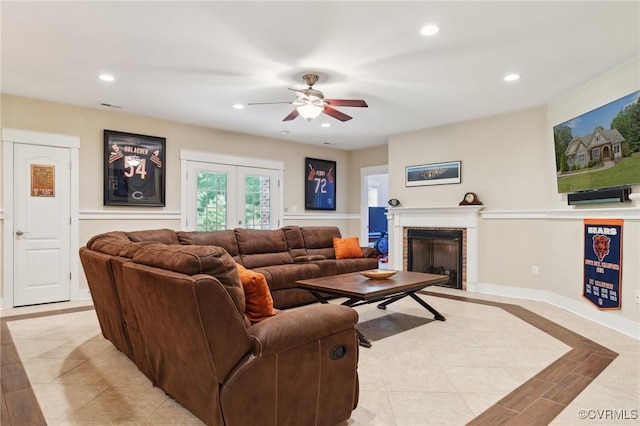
[{"left": 406, "top": 161, "right": 461, "bottom": 187}]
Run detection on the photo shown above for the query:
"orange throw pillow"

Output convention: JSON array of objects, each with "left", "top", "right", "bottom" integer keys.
[
  {"left": 333, "top": 237, "right": 364, "bottom": 259},
  {"left": 236, "top": 264, "right": 275, "bottom": 324}
]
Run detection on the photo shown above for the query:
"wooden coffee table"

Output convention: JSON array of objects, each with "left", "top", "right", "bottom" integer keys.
[{"left": 296, "top": 270, "right": 449, "bottom": 347}]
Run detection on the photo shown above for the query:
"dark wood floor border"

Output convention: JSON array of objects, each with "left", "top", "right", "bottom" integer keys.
[
  {"left": 421, "top": 291, "right": 619, "bottom": 426},
  {"left": 0, "top": 297, "right": 622, "bottom": 426},
  {"left": 1, "top": 305, "right": 95, "bottom": 426}
]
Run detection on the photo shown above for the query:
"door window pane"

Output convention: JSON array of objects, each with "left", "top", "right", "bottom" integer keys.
[
  {"left": 244, "top": 175, "right": 271, "bottom": 229},
  {"left": 197, "top": 170, "right": 227, "bottom": 231}
]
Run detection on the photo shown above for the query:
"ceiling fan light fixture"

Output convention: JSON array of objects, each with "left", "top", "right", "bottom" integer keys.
[{"left": 297, "top": 104, "right": 323, "bottom": 120}]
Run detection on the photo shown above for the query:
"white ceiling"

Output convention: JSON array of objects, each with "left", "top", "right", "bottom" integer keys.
[{"left": 2, "top": 1, "right": 638, "bottom": 150}]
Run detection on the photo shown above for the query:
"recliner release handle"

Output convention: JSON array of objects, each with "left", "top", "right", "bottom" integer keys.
[{"left": 330, "top": 344, "right": 347, "bottom": 360}]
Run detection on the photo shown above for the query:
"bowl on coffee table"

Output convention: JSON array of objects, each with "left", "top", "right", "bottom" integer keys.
[{"left": 359, "top": 269, "right": 398, "bottom": 280}]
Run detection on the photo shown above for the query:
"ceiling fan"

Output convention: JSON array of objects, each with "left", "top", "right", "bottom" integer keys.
[{"left": 248, "top": 74, "right": 368, "bottom": 122}]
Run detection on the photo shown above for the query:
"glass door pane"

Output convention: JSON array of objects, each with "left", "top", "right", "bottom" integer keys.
[
  {"left": 186, "top": 162, "right": 236, "bottom": 231},
  {"left": 238, "top": 167, "right": 279, "bottom": 229},
  {"left": 197, "top": 170, "right": 228, "bottom": 231}
]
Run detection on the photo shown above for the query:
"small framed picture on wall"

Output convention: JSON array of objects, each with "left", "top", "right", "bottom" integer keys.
[
  {"left": 305, "top": 157, "right": 336, "bottom": 210},
  {"left": 104, "top": 130, "right": 166, "bottom": 206}
]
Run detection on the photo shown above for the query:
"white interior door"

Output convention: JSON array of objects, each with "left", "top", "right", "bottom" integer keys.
[{"left": 14, "top": 143, "right": 71, "bottom": 306}]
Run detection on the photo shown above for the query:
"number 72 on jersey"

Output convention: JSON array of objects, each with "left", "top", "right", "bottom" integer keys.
[{"left": 305, "top": 157, "right": 336, "bottom": 211}]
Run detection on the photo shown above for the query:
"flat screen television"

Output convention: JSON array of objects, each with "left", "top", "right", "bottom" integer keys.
[{"left": 553, "top": 90, "right": 640, "bottom": 193}]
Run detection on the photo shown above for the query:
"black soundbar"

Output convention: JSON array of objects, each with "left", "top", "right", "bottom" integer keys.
[{"left": 567, "top": 186, "right": 631, "bottom": 205}]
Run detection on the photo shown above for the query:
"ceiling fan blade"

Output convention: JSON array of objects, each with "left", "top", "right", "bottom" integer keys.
[
  {"left": 288, "top": 88, "right": 310, "bottom": 100},
  {"left": 283, "top": 109, "right": 300, "bottom": 121},
  {"left": 323, "top": 106, "right": 352, "bottom": 122},
  {"left": 247, "top": 101, "right": 293, "bottom": 105},
  {"left": 325, "top": 99, "right": 368, "bottom": 108}
]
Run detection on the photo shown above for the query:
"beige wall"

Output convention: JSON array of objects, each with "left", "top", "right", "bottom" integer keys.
[
  {"left": 1, "top": 95, "right": 358, "bottom": 214},
  {"left": 390, "top": 105, "right": 549, "bottom": 210},
  {"left": 345, "top": 144, "right": 389, "bottom": 236},
  {"left": 388, "top": 57, "right": 640, "bottom": 334},
  {"left": 1, "top": 95, "right": 384, "bottom": 300}
]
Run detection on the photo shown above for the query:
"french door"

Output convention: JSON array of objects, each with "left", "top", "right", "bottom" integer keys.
[{"left": 186, "top": 161, "right": 280, "bottom": 231}]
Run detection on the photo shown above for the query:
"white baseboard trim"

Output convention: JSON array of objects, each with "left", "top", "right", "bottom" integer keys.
[
  {"left": 0, "top": 290, "right": 92, "bottom": 310},
  {"left": 74, "top": 288, "right": 92, "bottom": 301},
  {"left": 468, "top": 282, "right": 639, "bottom": 340}
]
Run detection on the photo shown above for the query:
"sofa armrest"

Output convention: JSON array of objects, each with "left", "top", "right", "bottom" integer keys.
[
  {"left": 248, "top": 304, "right": 357, "bottom": 357},
  {"left": 293, "top": 254, "right": 327, "bottom": 263},
  {"left": 361, "top": 246, "right": 379, "bottom": 258}
]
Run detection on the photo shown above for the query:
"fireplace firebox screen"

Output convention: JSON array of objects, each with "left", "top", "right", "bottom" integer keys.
[{"left": 407, "top": 229, "right": 463, "bottom": 289}]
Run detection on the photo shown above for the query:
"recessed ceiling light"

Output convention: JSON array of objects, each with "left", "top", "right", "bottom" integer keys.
[
  {"left": 232, "top": 103, "right": 245, "bottom": 109},
  {"left": 280, "top": 130, "right": 290, "bottom": 135},
  {"left": 321, "top": 123, "right": 331, "bottom": 128},
  {"left": 99, "top": 74, "right": 115, "bottom": 82},
  {"left": 504, "top": 73, "right": 521, "bottom": 82},
  {"left": 420, "top": 24, "right": 440, "bottom": 36}
]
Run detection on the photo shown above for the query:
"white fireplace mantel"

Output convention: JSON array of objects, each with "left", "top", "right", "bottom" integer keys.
[{"left": 386, "top": 206, "right": 483, "bottom": 289}]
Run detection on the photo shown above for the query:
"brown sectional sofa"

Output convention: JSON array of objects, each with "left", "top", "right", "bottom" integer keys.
[
  {"left": 79, "top": 226, "right": 378, "bottom": 425},
  {"left": 176, "top": 226, "right": 379, "bottom": 308}
]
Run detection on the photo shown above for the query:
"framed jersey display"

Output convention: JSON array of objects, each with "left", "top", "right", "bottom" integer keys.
[
  {"left": 104, "top": 130, "right": 166, "bottom": 206},
  {"left": 305, "top": 157, "right": 336, "bottom": 210}
]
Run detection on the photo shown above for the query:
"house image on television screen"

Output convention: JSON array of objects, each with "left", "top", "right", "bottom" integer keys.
[
  {"left": 553, "top": 90, "right": 640, "bottom": 193},
  {"left": 564, "top": 128, "right": 625, "bottom": 169}
]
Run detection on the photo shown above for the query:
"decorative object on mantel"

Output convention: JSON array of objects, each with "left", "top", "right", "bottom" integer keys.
[
  {"left": 459, "top": 192, "right": 482, "bottom": 206},
  {"left": 388, "top": 198, "right": 401, "bottom": 207}
]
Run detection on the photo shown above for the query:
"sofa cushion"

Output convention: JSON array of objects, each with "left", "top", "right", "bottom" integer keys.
[
  {"left": 127, "top": 229, "right": 179, "bottom": 244},
  {"left": 252, "top": 263, "right": 321, "bottom": 292},
  {"left": 235, "top": 228, "right": 293, "bottom": 268},
  {"left": 333, "top": 237, "right": 364, "bottom": 259},
  {"left": 236, "top": 264, "right": 275, "bottom": 324},
  {"left": 335, "top": 257, "right": 379, "bottom": 274},
  {"left": 132, "top": 244, "right": 246, "bottom": 315},
  {"left": 119, "top": 241, "right": 157, "bottom": 259},
  {"left": 282, "top": 226, "right": 308, "bottom": 258},
  {"left": 177, "top": 230, "right": 240, "bottom": 260},
  {"left": 300, "top": 226, "right": 341, "bottom": 259},
  {"left": 86, "top": 233, "right": 133, "bottom": 255}
]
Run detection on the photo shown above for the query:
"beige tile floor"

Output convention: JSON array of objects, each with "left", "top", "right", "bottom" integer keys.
[{"left": 3, "top": 288, "right": 639, "bottom": 426}]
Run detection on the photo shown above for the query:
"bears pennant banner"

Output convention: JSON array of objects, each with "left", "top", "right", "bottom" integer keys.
[{"left": 583, "top": 219, "right": 623, "bottom": 310}]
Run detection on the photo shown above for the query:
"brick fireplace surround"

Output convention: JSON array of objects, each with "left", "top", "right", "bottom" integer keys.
[{"left": 387, "top": 206, "right": 483, "bottom": 291}]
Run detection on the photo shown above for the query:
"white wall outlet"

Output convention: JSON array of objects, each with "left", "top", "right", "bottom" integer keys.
[
  {"left": 531, "top": 266, "right": 540, "bottom": 276},
  {"left": 635, "top": 290, "right": 640, "bottom": 304}
]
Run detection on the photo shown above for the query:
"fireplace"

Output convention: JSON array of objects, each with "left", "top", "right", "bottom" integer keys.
[
  {"left": 407, "top": 229, "right": 463, "bottom": 289},
  {"left": 387, "top": 206, "right": 481, "bottom": 291}
]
